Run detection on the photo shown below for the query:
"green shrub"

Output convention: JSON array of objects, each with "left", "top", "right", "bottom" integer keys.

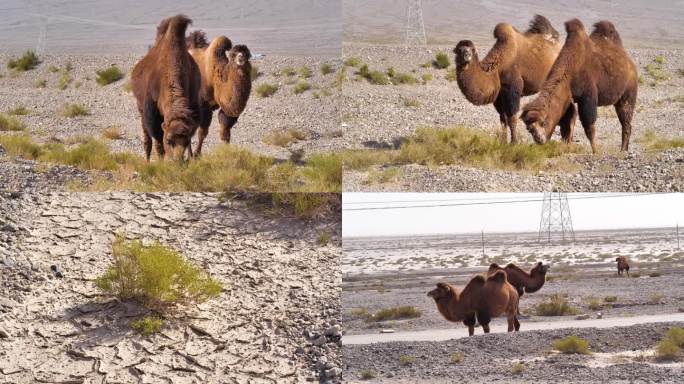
[
  {"left": 553, "top": 335, "right": 590, "bottom": 354},
  {"left": 48, "top": 65, "right": 59, "bottom": 73},
  {"left": 654, "top": 55, "right": 666, "bottom": 65},
  {"left": 357, "top": 64, "right": 390, "bottom": 85},
  {"left": 366, "top": 306, "right": 422, "bottom": 322},
  {"left": 386, "top": 67, "right": 396, "bottom": 78},
  {"left": 294, "top": 81, "right": 311, "bottom": 94},
  {"left": 433, "top": 52, "right": 450, "bottom": 69},
  {"left": 587, "top": 298, "right": 602, "bottom": 311},
  {"left": 320, "top": 63, "right": 333, "bottom": 75},
  {"left": 391, "top": 72, "right": 418, "bottom": 85},
  {"left": 604, "top": 296, "right": 618, "bottom": 303},
  {"left": 317, "top": 231, "right": 332, "bottom": 246},
  {"left": 130, "top": 316, "right": 163, "bottom": 335},
  {"left": 399, "top": 355, "right": 416, "bottom": 366},
  {"left": 359, "top": 369, "right": 377, "bottom": 380},
  {"left": 298, "top": 66, "right": 312, "bottom": 79},
  {"left": 403, "top": 98, "right": 420, "bottom": 108},
  {"left": 96, "top": 66, "right": 124, "bottom": 85},
  {"left": 0, "top": 135, "right": 43, "bottom": 158},
  {"left": 344, "top": 57, "right": 363, "bottom": 67},
  {"left": 95, "top": 236, "right": 222, "bottom": 311},
  {"left": 450, "top": 351, "right": 464, "bottom": 364},
  {"left": 536, "top": 294, "right": 578, "bottom": 316},
  {"left": 57, "top": 71, "right": 71, "bottom": 90},
  {"left": 655, "top": 339, "right": 680, "bottom": 361},
  {"left": 445, "top": 68, "right": 457, "bottom": 81},
  {"left": 255, "top": 83, "right": 278, "bottom": 97},
  {"left": 7, "top": 50, "right": 40, "bottom": 71},
  {"left": 6, "top": 106, "right": 30, "bottom": 116},
  {"left": 280, "top": 66, "right": 296, "bottom": 77},
  {"left": 665, "top": 327, "right": 684, "bottom": 347},
  {"left": 250, "top": 65, "right": 259, "bottom": 81},
  {"left": 422, "top": 73, "right": 433, "bottom": 82},
  {"left": 511, "top": 362, "right": 524, "bottom": 374},
  {"left": 61, "top": 103, "right": 89, "bottom": 117},
  {"left": 0, "top": 113, "right": 26, "bottom": 131}
]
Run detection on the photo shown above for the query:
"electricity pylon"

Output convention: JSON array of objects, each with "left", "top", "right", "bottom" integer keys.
[
  {"left": 538, "top": 192, "right": 575, "bottom": 243},
  {"left": 405, "top": 0, "right": 427, "bottom": 47}
]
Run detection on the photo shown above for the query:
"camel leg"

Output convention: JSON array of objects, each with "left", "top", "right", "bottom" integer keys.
[
  {"left": 577, "top": 94, "right": 598, "bottom": 154},
  {"left": 195, "top": 105, "right": 213, "bottom": 157},
  {"left": 559, "top": 103, "right": 577, "bottom": 144},
  {"left": 626, "top": 268, "right": 629, "bottom": 277},
  {"left": 497, "top": 69, "right": 523, "bottom": 144},
  {"left": 218, "top": 110, "right": 239, "bottom": 143},
  {"left": 514, "top": 316, "right": 520, "bottom": 332},
  {"left": 141, "top": 123, "right": 153, "bottom": 162},
  {"left": 463, "top": 313, "right": 476, "bottom": 336},
  {"left": 476, "top": 310, "right": 491, "bottom": 334},
  {"left": 142, "top": 100, "right": 163, "bottom": 161},
  {"left": 614, "top": 88, "right": 637, "bottom": 152}
]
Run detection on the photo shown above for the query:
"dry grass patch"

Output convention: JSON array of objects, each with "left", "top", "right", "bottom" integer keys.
[
  {"left": 655, "top": 328, "right": 684, "bottom": 361},
  {"left": 553, "top": 335, "right": 590, "bottom": 354},
  {"left": 604, "top": 296, "right": 618, "bottom": 303},
  {"left": 7, "top": 50, "right": 40, "bottom": 72},
  {"left": 96, "top": 66, "right": 124, "bottom": 86},
  {"left": 102, "top": 126, "right": 124, "bottom": 140},
  {"left": 399, "top": 355, "right": 416, "bottom": 366},
  {"left": 536, "top": 294, "right": 578, "bottom": 316},
  {"left": 403, "top": 98, "right": 420, "bottom": 108},
  {"left": 130, "top": 316, "right": 163, "bottom": 336},
  {"left": 365, "top": 306, "right": 422, "bottom": 322},
  {"left": 358, "top": 64, "right": 390, "bottom": 85},
  {"left": 343, "top": 57, "right": 363, "bottom": 68},
  {"left": 359, "top": 369, "right": 377, "bottom": 380},
  {"left": 262, "top": 129, "right": 307, "bottom": 147},
  {"left": 511, "top": 362, "right": 525, "bottom": 374},
  {"left": 34, "top": 79, "right": 47, "bottom": 88},
  {"left": 391, "top": 72, "right": 418, "bottom": 85},
  {"left": 433, "top": 51, "right": 450, "bottom": 69},
  {"left": 298, "top": 66, "right": 312, "bottom": 79},
  {"left": 450, "top": 352, "right": 464, "bottom": 364},
  {"left": 6, "top": 106, "right": 30, "bottom": 116},
  {"left": 365, "top": 167, "right": 400, "bottom": 185},
  {"left": 61, "top": 103, "right": 90, "bottom": 117},
  {"left": 320, "top": 63, "right": 333, "bottom": 75},
  {"left": 638, "top": 130, "right": 684, "bottom": 152},
  {"left": 255, "top": 82, "right": 278, "bottom": 97},
  {"left": 0, "top": 113, "right": 26, "bottom": 131},
  {"left": 294, "top": 80, "right": 311, "bottom": 94}
]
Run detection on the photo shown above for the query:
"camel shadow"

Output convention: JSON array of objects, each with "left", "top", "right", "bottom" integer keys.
[{"left": 361, "top": 137, "right": 407, "bottom": 150}]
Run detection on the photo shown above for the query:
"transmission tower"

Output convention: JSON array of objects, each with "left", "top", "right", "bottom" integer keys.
[
  {"left": 405, "top": 0, "right": 427, "bottom": 47},
  {"left": 538, "top": 192, "right": 575, "bottom": 243}
]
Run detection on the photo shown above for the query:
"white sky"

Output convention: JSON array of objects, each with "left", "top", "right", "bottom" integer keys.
[{"left": 343, "top": 193, "right": 684, "bottom": 237}]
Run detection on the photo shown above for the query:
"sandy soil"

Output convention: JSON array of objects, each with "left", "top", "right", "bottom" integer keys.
[{"left": 0, "top": 191, "right": 342, "bottom": 383}]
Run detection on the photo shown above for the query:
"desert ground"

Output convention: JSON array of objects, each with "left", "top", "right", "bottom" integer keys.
[
  {"left": 341, "top": 229, "right": 684, "bottom": 382},
  {"left": 341, "top": 0, "right": 684, "bottom": 192},
  {"left": 0, "top": 191, "right": 341, "bottom": 383}
]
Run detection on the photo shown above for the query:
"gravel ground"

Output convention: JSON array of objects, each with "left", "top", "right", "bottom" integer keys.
[
  {"left": 343, "top": 322, "right": 684, "bottom": 383},
  {"left": 0, "top": 52, "right": 342, "bottom": 161},
  {"left": 341, "top": 44, "right": 684, "bottom": 192},
  {"left": 0, "top": 191, "right": 341, "bottom": 383}
]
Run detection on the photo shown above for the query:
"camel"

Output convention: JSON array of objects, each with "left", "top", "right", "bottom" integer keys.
[
  {"left": 131, "top": 15, "right": 202, "bottom": 161},
  {"left": 488, "top": 261, "right": 549, "bottom": 298},
  {"left": 521, "top": 19, "right": 638, "bottom": 153},
  {"left": 453, "top": 15, "right": 568, "bottom": 144},
  {"left": 186, "top": 31, "right": 252, "bottom": 155},
  {"left": 616, "top": 256, "right": 630, "bottom": 276},
  {"left": 427, "top": 271, "right": 520, "bottom": 336}
]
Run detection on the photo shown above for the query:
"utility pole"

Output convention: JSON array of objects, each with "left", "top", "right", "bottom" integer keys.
[
  {"left": 677, "top": 223, "right": 680, "bottom": 249},
  {"left": 538, "top": 192, "right": 575, "bottom": 244},
  {"left": 405, "top": 0, "right": 427, "bottom": 48},
  {"left": 481, "top": 230, "right": 485, "bottom": 258}
]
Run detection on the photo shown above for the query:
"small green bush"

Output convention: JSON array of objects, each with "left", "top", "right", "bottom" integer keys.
[
  {"left": 280, "top": 66, "right": 296, "bottom": 77},
  {"left": 0, "top": 113, "right": 26, "bottom": 131},
  {"left": 255, "top": 83, "right": 278, "bottom": 97},
  {"left": 131, "top": 316, "right": 163, "bottom": 335},
  {"left": 320, "top": 63, "right": 333, "bottom": 75},
  {"left": 386, "top": 67, "right": 396, "bottom": 78},
  {"left": 6, "top": 106, "right": 29, "bottom": 116},
  {"left": 664, "top": 327, "right": 684, "bottom": 347},
  {"left": 96, "top": 66, "right": 124, "bottom": 86},
  {"left": 359, "top": 369, "right": 377, "bottom": 380},
  {"left": 399, "top": 355, "right": 416, "bottom": 366},
  {"left": 536, "top": 294, "right": 578, "bottom": 316},
  {"left": 587, "top": 298, "right": 602, "bottom": 311},
  {"left": 422, "top": 73, "right": 433, "bottom": 82},
  {"left": 344, "top": 57, "right": 363, "bottom": 67},
  {"left": 445, "top": 68, "right": 457, "bottom": 81},
  {"left": 57, "top": 71, "right": 71, "bottom": 90},
  {"left": 294, "top": 81, "right": 311, "bottom": 94},
  {"left": 403, "top": 98, "right": 420, "bottom": 108},
  {"left": 250, "top": 65, "right": 259, "bottom": 81},
  {"left": 95, "top": 236, "right": 223, "bottom": 311},
  {"left": 433, "top": 52, "right": 450, "bottom": 69},
  {"left": 357, "top": 64, "right": 390, "bottom": 85},
  {"left": 48, "top": 65, "right": 59, "bottom": 73},
  {"left": 61, "top": 103, "right": 89, "bottom": 117},
  {"left": 450, "top": 351, "right": 464, "bottom": 363},
  {"left": 655, "top": 339, "right": 680, "bottom": 361},
  {"left": 391, "top": 72, "right": 418, "bottom": 85},
  {"left": 553, "top": 335, "right": 590, "bottom": 354},
  {"left": 366, "top": 306, "right": 422, "bottom": 322},
  {"left": 604, "top": 296, "right": 618, "bottom": 303},
  {"left": 7, "top": 50, "right": 40, "bottom": 71},
  {"left": 511, "top": 362, "right": 524, "bottom": 374},
  {"left": 654, "top": 55, "right": 666, "bottom": 65},
  {"left": 298, "top": 66, "right": 312, "bottom": 79},
  {"left": 317, "top": 231, "right": 332, "bottom": 246}
]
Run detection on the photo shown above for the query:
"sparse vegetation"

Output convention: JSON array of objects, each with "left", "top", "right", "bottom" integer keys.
[
  {"left": 255, "top": 82, "right": 279, "bottom": 97},
  {"left": 102, "top": 126, "right": 124, "bottom": 140},
  {"left": 654, "top": 55, "right": 666, "bottom": 65},
  {"left": 96, "top": 236, "right": 222, "bottom": 311},
  {"left": 402, "top": 98, "right": 420, "bottom": 108},
  {"left": 604, "top": 296, "right": 618, "bottom": 303},
  {"left": 433, "top": 52, "right": 450, "bottom": 69},
  {"left": 649, "top": 294, "right": 664, "bottom": 304},
  {"left": 649, "top": 271, "right": 662, "bottom": 277},
  {"left": 57, "top": 71, "right": 71, "bottom": 90},
  {"left": 6, "top": 106, "right": 29, "bottom": 116},
  {"left": 445, "top": 68, "right": 457, "bottom": 82},
  {"left": 644, "top": 57, "right": 670, "bottom": 86},
  {"left": 0, "top": 113, "right": 26, "bottom": 132},
  {"left": 123, "top": 81, "right": 133, "bottom": 93},
  {"left": 365, "top": 306, "right": 422, "bottom": 322},
  {"left": 553, "top": 335, "right": 590, "bottom": 354},
  {"left": 333, "top": 67, "right": 347, "bottom": 90},
  {"left": 386, "top": 66, "right": 396, "bottom": 78},
  {"left": 317, "top": 231, "right": 332, "bottom": 246},
  {"left": 450, "top": 351, "right": 464, "bottom": 364},
  {"left": 280, "top": 66, "right": 296, "bottom": 77},
  {"left": 655, "top": 328, "right": 683, "bottom": 361},
  {"left": 587, "top": 298, "right": 602, "bottom": 311},
  {"left": 511, "top": 362, "right": 525, "bottom": 374},
  {"left": 422, "top": 73, "right": 433, "bottom": 82},
  {"left": 536, "top": 294, "right": 578, "bottom": 316},
  {"left": 391, "top": 72, "right": 418, "bottom": 85},
  {"left": 250, "top": 65, "right": 259, "bottom": 81},
  {"left": 294, "top": 80, "right": 311, "bottom": 94},
  {"left": 344, "top": 57, "right": 363, "bottom": 68},
  {"left": 96, "top": 66, "right": 124, "bottom": 85},
  {"left": 130, "top": 316, "right": 163, "bottom": 336},
  {"left": 48, "top": 65, "right": 59, "bottom": 73},
  {"left": 7, "top": 50, "right": 40, "bottom": 72},
  {"left": 60, "top": 103, "right": 90, "bottom": 117},
  {"left": 638, "top": 130, "right": 684, "bottom": 151},
  {"left": 34, "top": 79, "right": 47, "bottom": 88},
  {"left": 399, "top": 355, "right": 416, "bottom": 366},
  {"left": 357, "top": 64, "right": 390, "bottom": 85},
  {"left": 359, "top": 369, "right": 377, "bottom": 380},
  {"left": 263, "top": 129, "right": 307, "bottom": 147},
  {"left": 365, "top": 167, "right": 400, "bottom": 184},
  {"left": 298, "top": 66, "right": 312, "bottom": 79},
  {"left": 320, "top": 63, "right": 333, "bottom": 75}
]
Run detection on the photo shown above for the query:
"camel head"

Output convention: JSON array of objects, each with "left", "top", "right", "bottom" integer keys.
[
  {"left": 162, "top": 115, "right": 196, "bottom": 161},
  {"left": 520, "top": 109, "right": 548, "bottom": 144},
  {"left": 454, "top": 40, "right": 477, "bottom": 67},
  {"left": 533, "top": 261, "right": 550, "bottom": 275},
  {"left": 428, "top": 282, "right": 456, "bottom": 301},
  {"left": 228, "top": 44, "right": 251, "bottom": 67}
]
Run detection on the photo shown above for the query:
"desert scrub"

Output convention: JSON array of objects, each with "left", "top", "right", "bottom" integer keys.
[
  {"left": 445, "top": 68, "right": 457, "bottom": 81},
  {"left": 6, "top": 106, "right": 29, "bottom": 116},
  {"left": 553, "top": 335, "right": 590, "bottom": 354},
  {"left": 96, "top": 66, "right": 124, "bottom": 85},
  {"left": 450, "top": 351, "right": 464, "bottom": 364},
  {"left": 61, "top": 103, "right": 90, "bottom": 117},
  {"left": 317, "top": 231, "right": 332, "bottom": 246},
  {"left": 48, "top": 65, "right": 59, "bottom": 73},
  {"left": 280, "top": 66, "right": 296, "bottom": 77},
  {"left": 359, "top": 369, "right": 377, "bottom": 380},
  {"left": 102, "top": 126, "right": 124, "bottom": 140},
  {"left": 262, "top": 128, "right": 307, "bottom": 147},
  {"left": 0, "top": 113, "right": 26, "bottom": 132},
  {"left": 655, "top": 327, "right": 684, "bottom": 361},
  {"left": 422, "top": 73, "right": 433, "bottom": 82},
  {"left": 95, "top": 236, "right": 222, "bottom": 311},
  {"left": 250, "top": 65, "right": 259, "bottom": 81},
  {"left": 298, "top": 66, "right": 312, "bottom": 79},
  {"left": 604, "top": 296, "right": 618, "bottom": 303},
  {"left": 365, "top": 306, "right": 422, "bottom": 322},
  {"left": 399, "top": 355, "right": 416, "bottom": 366},
  {"left": 403, "top": 98, "right": 420, "bottom": 108},
  {"left": 386, "top": 66, "right": 396, "bottom": 78},
  {"left": 250, "top": 192, "right": 341, "bottom": 219},
  {"left": 57, "top": 70, "right": 71, "bottom": 90},
  {"left": 130, "top": 316, "right": 163, "bottom": 336},
  {"left": 357, "top": 64, "right": 390, "bottom": 85},
  {"left": 391, "top": 72, "right": 418, "bottom": 85},
  {"left": 255, "top": 82, "right": 278, "bottom": 97},
  {"left": 365, "top": 167, "right": 400, "bottom": 185},
  {"left": 433, "top": 51, "right": 450, "bottom": 69},
  {"left": 638, "top": 129, "right": 684, "bottom": 152},
  {"left": 7, "top": 50, "right": 40, "bottom": 71},
  {"left": 34, "top": 79, "right": 47, "bottom": 88},
  {"left": 343, "top": 56, "right": 363, "bottom": 68},
  {"left": 536, "top": 294, "right": 578, "bottom": 316},
  {"left": 341, "top": 149, "right": 394, "bottom": 171},
  {"left": 320, "top": 63, "right": 333, "bottom": 75},
  {"left": 649, "top": 294, "right": 664, "bottom": 304},
  {"left": 511, "top": 362, "right": 525, "bottom": 374},
  {"left": 122, "top": 81, "right": 133, "bottom": 93},
  {"left": 333, "top": 67, "right": 347, "bottom": 89},
  {"left": 294, "top": 80, "right": 311, "bottom": 94},
  {"left": 643, "top": 58, "right": 670, "bottom": 85}
]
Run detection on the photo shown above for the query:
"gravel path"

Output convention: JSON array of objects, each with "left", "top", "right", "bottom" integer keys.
[
  {"left": 0, "top": 192, "right": 341, "bottom": 383},
  {"left": 341, "top": 44, "right": 684, "bottom": 192}
]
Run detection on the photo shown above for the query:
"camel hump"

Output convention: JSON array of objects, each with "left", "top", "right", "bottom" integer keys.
[
  {"left": 493, "top": 23, "right": 515, "bottom": 40},
  {"left": 488, "top": 263, "right": 502, "bottom": 271},
  {"left": 527, "top": 14, "right": 559, "bottom": 41},
  {"left": 210, "top": 36, "right": 233, "bottom": 60},
  {"left": 565, "top": 18, "right": 585, "bottom": 34},
  {"left": 471, "top": 275, "right": 486, "bottom": 286},
  {"left": 487, "top": 270, "right": 507, "bottom": 284},
  {"left": 186, "top": 30, "right": 209, "bottom": 49},
  {"left": 591, "top": 21, "right": 623, "bottom": 46}
]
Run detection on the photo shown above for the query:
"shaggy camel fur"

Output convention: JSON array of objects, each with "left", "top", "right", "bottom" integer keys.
[
  {"left": 488, "top": 261, "right": 549, "bottom": 298},
  {"left": 131, "top": 15, "right": 202, "bottom": 161},
  {"left": 616, "top": 256, "right": 630, "bottom": 276},
  {"left": 453, "top": 15, "right": 566, "bottom": 143},
  {"left": 521, "top": 19, "right": 638, "bottom": 153},
  {"left": 427, "top": 271, "right": 520, "bottom": 336},
  {"left": 187, "top": 32, "right": 252, "bottom": 155}
]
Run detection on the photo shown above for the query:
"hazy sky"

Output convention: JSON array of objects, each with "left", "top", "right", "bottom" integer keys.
[{"left": 343, "top": 193, "right": 684, "bottom": 237}]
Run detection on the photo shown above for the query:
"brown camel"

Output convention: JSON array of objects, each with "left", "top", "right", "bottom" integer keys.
[
  {"left": 521, "top": 19, "right": 638, "bottom": 153},
  {"left": 616, "top": 256, "right": 630, "bottom": 276},
  {"left": 427, "top": 271, "right": 520, "bottom": 336},
  {"left": 488, "top": 261, "right": 550, "bottom": 298},
  {"left": 131, "top": 15, "right": 202, "bottom": 161},
  {"left": 186, "top": 31, "right": 252, "bottom": 155},
  {"left": 453, "top": 15, "right": 569, "bottom": 143}
]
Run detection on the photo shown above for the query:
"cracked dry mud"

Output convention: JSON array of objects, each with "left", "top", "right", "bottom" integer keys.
[{"left": 0, "top": 192, "right": 341, "bottom": 383}]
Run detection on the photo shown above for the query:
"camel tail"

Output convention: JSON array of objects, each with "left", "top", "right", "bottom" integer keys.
[
  {"left": 487, "top": 270, "right": 507, "bottom": 284},
  {"left": 186, "top": 30, "right": 209, "bottom": 49},
  {"left": 527, "top": 15, "right": 559, "bottom": 41}
]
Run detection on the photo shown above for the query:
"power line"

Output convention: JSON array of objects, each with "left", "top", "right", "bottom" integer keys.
[
  {"left": 343, "top": 193, "right": 631, "bottom": 205},
  {"left": 342, "top": 193, "right": 663, "bottom": 211}
]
